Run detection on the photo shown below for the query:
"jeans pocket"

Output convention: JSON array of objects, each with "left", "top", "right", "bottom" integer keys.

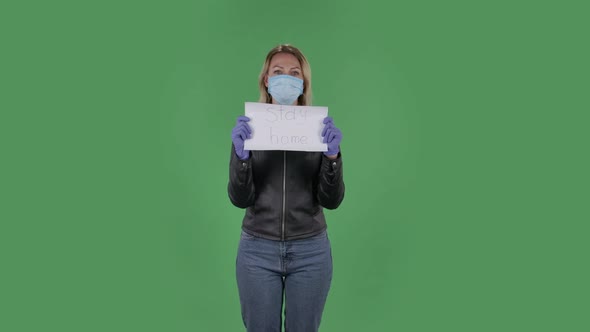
[
  {"left": 240, "top": 230, "right": 257, "bottom": 240},
  {"left": 304, "top": 230, "right": 328, "bottom": 241}
]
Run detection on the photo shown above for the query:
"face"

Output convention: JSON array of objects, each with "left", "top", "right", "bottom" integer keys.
[{"left": 264, "top": 52, "right": 303, "bottom": 88}]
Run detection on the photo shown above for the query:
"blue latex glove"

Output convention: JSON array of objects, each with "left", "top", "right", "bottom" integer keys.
[
  {"left": 231, "top": 116, "right": 252, "bottom": 160},
  {"left": 321, "top": 117, "right": 342, "bottom": 156}
]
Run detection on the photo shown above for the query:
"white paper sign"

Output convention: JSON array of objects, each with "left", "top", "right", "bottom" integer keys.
[{"left": 243, "top": 102, "right": 328, "bottom": 152}]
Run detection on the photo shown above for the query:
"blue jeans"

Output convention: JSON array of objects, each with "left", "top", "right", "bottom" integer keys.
[{"left": 236, "top": 230, "right": 333, "bottom": 332}]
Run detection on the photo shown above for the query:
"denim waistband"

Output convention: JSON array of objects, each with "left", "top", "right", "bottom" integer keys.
[{"left": 241, "top": 229, "right": 327, "bottom": 242}]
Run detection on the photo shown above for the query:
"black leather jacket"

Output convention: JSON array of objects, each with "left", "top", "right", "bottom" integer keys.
[{"left": 228, "top": 144, "right": 345, "bottom": 241}]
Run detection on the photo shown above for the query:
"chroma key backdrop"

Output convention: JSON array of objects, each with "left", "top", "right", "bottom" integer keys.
[{"left": 1, "top": 0, "right": 588, "bottom": 331}]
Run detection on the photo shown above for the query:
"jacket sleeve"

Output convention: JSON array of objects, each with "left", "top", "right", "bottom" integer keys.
[
  {"left": 317, "top": 151, "right": 345, "bottom": 209},
  {"left": 228, "top": 144, "right": 255, "bottom": 208}
]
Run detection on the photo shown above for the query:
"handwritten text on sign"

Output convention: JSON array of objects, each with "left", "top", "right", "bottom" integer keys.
[{"left": 243, "top": 102, "right": 328, "bottom": 151}]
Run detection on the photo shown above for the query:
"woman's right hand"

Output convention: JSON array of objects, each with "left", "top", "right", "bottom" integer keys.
[{"left": 231, "top": 116, "right": 252, "bottom": 160}]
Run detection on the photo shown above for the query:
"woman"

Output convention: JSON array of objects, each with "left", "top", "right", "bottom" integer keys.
[{"left": 228, "top": 44, "right": 345, "bottom": 332}]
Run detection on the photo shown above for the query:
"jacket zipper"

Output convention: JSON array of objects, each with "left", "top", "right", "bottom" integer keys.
[{"left": 281, "top": 151, "right": 286, "bottom": 241}]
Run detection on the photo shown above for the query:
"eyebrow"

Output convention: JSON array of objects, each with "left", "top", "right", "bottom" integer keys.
[{"left": 272, "top": 65, "right": 301, "bottom": 70}]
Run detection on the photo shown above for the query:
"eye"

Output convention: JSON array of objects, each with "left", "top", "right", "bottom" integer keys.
[
  {"left": 291, "top": 71, "right": 300, "bottom": 76},
  {"left": 273, "top": 70, "right": 282, "bottom": 74}
]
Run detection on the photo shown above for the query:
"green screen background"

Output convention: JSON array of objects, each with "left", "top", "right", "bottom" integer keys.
[{"left": 2, "top": 0, "right": 588, "bottom": 331}]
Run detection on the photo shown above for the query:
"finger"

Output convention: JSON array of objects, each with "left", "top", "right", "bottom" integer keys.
[
  {"left": 323, "top": 116, "right": 333, "bottom": 124},
  {"left": 328, "top": 128, "right": 342, "bottom": 143},
  {"left": 332, "top": 128, "right": 341, "bottom": 140},
  {"left": 238, "top": 127, "right": 251, "bottom": 140},
  {"left": 232, "top": 125, "right": 244, "bottom": 136},
  {"left": 327, "top": 131, "right": 337, "bottom": 144},
  {"left": 323, "top": 128, "right": 332, "bottom": 143},
  {"left": 234, "top": 123, "right": 251, "bottom": 137},
  {"left": 236, "top": 116, "right": 250, "bottom": 124},
  {"left": 237, "top": 130, "right": 248, "bottom": 141},
  {"left": 233, "top": 127, "right": 249, "bottom": 141},
  {"left": 321, "top": 123, "right": 333, "bottom": 137},
  {"left": 333, "top": 130, "right": 342, "bottom": 144},
  {"left": 242, "top": 122, "right": 252, "bottom": 135}
]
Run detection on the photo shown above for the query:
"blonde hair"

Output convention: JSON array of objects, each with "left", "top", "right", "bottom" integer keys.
[{"left": 258, "top": 44, "right": 312, "bottom": 106}]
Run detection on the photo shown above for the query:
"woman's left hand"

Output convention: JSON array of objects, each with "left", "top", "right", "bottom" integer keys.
[{"left": 322, "top": 116, "right": 342, "bottom": 157}]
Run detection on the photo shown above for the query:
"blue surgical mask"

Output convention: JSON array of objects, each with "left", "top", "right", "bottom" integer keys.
[{"left": 267, "top": 75, "right": 304, "bottom": 105}]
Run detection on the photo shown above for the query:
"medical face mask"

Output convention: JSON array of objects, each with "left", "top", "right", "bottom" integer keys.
[{"left": 267, "top": 75, "right": 304, "bottom": 105}]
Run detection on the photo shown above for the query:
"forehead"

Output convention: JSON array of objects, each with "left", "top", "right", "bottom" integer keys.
[{"left": 269, "top": 52, "right": 300, "bottom": 68}]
